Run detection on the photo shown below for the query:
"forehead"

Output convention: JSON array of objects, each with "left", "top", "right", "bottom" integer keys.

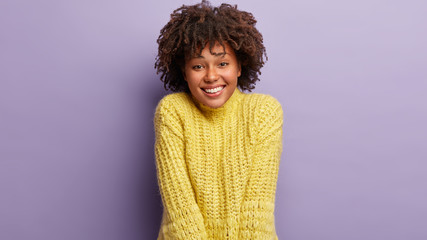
[{"left": 188, "top": 42, "right": 235, "bottom": 58}]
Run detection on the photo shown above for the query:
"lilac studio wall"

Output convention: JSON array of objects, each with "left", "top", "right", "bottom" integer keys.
[{"left": 1, "top": 0, "right": 426, "bottom": 239}]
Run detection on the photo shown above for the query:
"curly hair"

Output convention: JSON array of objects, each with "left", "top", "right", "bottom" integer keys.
[{"left": 154, "top": 0, "right": 267, "bottom": 92}]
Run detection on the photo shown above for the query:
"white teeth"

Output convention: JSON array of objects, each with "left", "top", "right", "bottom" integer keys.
[{"left": 204, "top": 86, "right": 224, "bottom": 93}]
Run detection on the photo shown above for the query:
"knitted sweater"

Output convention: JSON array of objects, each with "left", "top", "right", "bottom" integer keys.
[{"left": 154, "top": 88, "right": 283, "bottom": 240}]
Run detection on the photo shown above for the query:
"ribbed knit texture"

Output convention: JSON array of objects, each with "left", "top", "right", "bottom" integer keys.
[{"left": 154, "top": 89, "right": 283, "bottom": 240}]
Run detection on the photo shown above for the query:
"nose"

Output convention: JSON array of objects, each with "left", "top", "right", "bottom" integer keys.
[{"left": 204, "top": 67, "right": 219, "bottom": 82}]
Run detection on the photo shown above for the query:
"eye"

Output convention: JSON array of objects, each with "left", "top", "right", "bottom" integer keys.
[
  {"left": 219, "top": 62, "right": 229, "bottom": 67},
  {"left": 192, "top": 64, "right": 203, "bottom": 70}
]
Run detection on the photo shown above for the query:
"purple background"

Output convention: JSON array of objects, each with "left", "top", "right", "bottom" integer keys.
[{"left": 1, "top": 0, "right": 426, "bottom": 239}]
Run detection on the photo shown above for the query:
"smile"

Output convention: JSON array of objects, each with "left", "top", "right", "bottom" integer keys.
[
  {"left": 202, "top": 86, "right": 224, "bottom": 93},
  {"left": 201, "top": 85, "right": 225, "bottom": 96}
]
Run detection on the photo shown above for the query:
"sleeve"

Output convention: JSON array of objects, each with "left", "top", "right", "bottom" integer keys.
[
  {"left": 154, "top": 99, "right": 208, "bottom": 239},
  {"left": 239, "top": 97, "right": 283, "bottom": 240}
]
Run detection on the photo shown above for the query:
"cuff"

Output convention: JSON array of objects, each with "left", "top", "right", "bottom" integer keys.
[{"left": 239, "top": 201, "right": 277, "bottom": 239}]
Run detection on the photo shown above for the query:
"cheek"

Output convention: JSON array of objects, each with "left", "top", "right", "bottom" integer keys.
[
  {"left": 185, "top": 76, "right": 199, "bottom": 88},
  {"left": 227, "top": 70, "right": 240, "bottom": 82}
]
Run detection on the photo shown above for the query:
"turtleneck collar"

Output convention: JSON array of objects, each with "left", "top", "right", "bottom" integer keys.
[{"left": 190, "top": 88, "right": 244, "bottom": 116}]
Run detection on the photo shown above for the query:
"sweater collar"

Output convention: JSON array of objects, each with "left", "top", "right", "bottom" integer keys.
[{"left": 190, "top": 88, "right": 244, "bottom": 115}]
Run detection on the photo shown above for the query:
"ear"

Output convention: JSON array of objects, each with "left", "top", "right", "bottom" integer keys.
[
  {"left": 237, "top": 62, "right": 241, "bottom": 77},
  {"left": 182, "top": 67, "right": 187, "bottom": 82}
]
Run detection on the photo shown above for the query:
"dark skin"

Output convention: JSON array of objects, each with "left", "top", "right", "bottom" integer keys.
[{"left": 155, "top": 0, "right": 267, "bottom": 92}]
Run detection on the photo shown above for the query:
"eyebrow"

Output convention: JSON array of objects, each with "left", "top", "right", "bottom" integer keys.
[{"left": 194, "top": 52, "right": 227, "bottom": 59}]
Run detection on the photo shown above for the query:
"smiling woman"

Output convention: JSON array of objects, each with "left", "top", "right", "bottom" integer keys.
[{"left": 153, "top": 1, "right": 283, "bottom": 239}]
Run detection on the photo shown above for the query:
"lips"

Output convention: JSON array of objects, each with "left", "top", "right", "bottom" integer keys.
[{"left": 201, "top": 85, "right": 225, "bottom": 94}]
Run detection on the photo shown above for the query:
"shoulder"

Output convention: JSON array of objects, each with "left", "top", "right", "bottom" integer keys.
[
  {"left": 154, "top": 93, "right": 193, "bottom": 137},
  {"left": 244, "top": 93, "right": 283, "bottom": 139},
  {"left": 243, "top": 93, "right": 283, "bottom": 118},
  {"left": 155, "top": 92, "right": 193, "bottom": 116},
  {"left": 156, "top": 92, "right": 191, "bottom": 110}
]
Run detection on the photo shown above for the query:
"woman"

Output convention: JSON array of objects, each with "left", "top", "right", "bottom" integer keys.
[{"left": 154, "top": 1, "right": 283, "bottom": 239}]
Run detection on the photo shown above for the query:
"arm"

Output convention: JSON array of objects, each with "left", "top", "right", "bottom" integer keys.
[
  {"left": 239, "top": 97, "right": 283, "bottom": 240},
  {"left": 154, "top": 99, "right": 207, "bottom": 239}
]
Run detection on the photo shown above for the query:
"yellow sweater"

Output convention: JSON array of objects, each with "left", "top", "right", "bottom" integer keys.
[{"left": 154, "top": 88, "right": 283, "bottom": 240}]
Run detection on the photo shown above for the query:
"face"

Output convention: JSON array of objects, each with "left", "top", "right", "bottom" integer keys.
[{"left": 183, "top": 42, "right": 241, "bottom": 109}]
